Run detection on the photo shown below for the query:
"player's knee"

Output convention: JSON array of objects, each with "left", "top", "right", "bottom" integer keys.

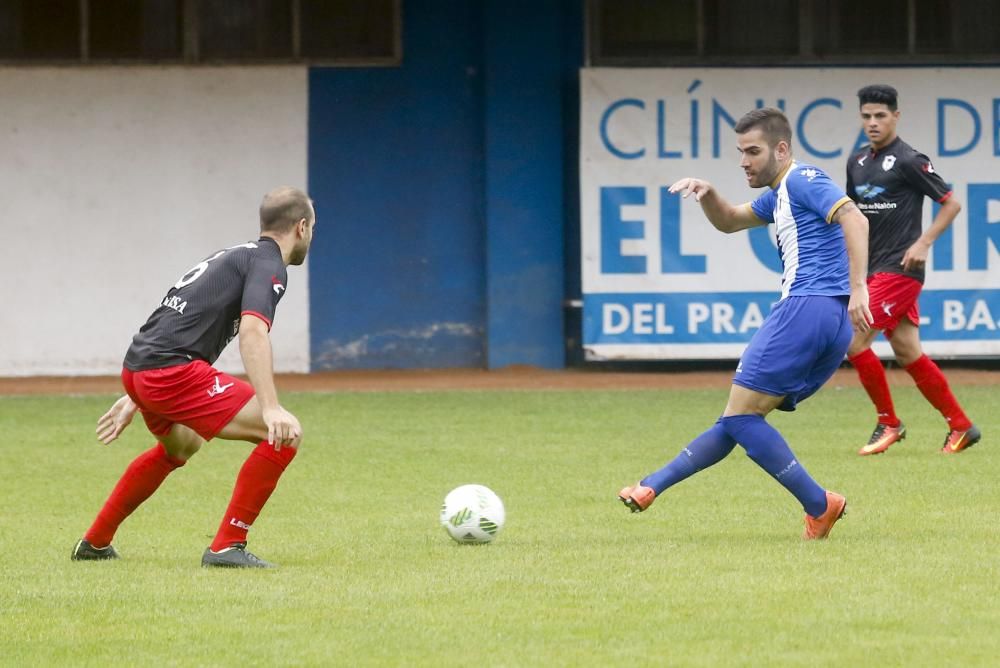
[
  {"left": 162, "top": 438, "right": 203, "bottom": 460},
  {"left": 889, "top": 339, "right": 922, "bottom": 366},
  {"left": 846, "top": 341, "right": 867, "bottom": 358}
]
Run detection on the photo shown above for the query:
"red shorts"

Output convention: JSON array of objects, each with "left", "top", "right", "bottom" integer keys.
[
  {"left": 121, "top": 360, "right": 255, "bottom": 440},
  {"left": 868, "top": 272, "right": 922, "bottom": 337}
]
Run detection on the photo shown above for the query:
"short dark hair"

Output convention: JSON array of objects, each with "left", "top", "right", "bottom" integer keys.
[
  {"left": 259, "top": 186, "right": 313, "bottom": 233},
  {"left": 858, "top": 84, "right": 898, "bottom": 111},
  {"left": 734, "top": 107, "right": 792, "bottom": 148}
]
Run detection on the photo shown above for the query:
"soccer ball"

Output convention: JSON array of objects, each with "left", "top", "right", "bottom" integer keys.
[{"left": 440, "top": 484, "right": 505, "bottom": 544}]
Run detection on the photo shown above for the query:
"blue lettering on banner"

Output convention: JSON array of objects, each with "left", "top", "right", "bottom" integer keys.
[
  {"left": 598, "top": 183, "right": 1000, "bottom": 275},
  {"left": 597, "top": 95, "right": 1000, "bottom": 161},
  {"left": 656, "top": 100, "right": 683, "bottom": 159},
  {"left": 796, "top": 98, "right": 843, "bottom": 159},
  {"left": 659, "top": 187, "right": 705, "bottom": 273},
  {"left": 967, "top": 183, "right": 1000, "bottom": 270},
  {"left": 712, "top": 100, "right": 737, "bottom": 159},
  {"left": 584, "top": 292, "right": 777, "bottom": 344},
  {"left": 850, "top": 127, "right": 869, "bottom": 154},
  {"left": 600, "top": 187, "right": 646, "bottom": 273},
  {"left": 748, "top": 227, "right": 781, "bottom": 273},
  {"left": 920, "top": 290, "right": 1000, "bottom": 339},
  {"left": 600, "top": 98, "right": 645, "bottom": 159},
  {"left": 583, "top": 290, "right": 1000, "bottom": 346},
  {"left": 938, "top": 99, "right": 981, "bottom": 157}
]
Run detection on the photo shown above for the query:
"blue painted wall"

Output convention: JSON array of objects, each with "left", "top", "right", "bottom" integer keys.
[
  {"left": 309, "top": 1, "right": 486, "bottom": 369},
  {"left": 483, "top": 1, "right": 576, "bottom": 368},
  {"left": 308, "top": 0, "right": 582, "bottom": 369}
]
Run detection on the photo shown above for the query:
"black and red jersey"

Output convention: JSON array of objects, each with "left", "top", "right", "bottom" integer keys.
[
  {"left": 124, "top": 237, "right": 287, "bottom": 370},
  {"left": 845, "top": 136, "right": 952, "bottom": 283}
]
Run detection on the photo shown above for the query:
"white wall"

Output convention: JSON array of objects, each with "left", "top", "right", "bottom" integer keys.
[{"left": 0, "top": 66, "right": 309, "bottom": 376}]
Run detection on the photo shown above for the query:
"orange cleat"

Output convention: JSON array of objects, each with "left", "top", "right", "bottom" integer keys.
[
  {"left": 857, "top": 422, "right": 906, "bottom": 456},
  {"left": 618, "top": 483, "right": 656, "bottom": 513},
  {"left": 803, "top": 491, "right": 847, "bottom": 540},
  {"left": 940, "top": 424, "right": 981, "bottom": 454}
]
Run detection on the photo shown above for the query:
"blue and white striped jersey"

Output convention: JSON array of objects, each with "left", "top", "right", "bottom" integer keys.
[{"left": 750, "top": 162, "right": 852, "bottom": 300}]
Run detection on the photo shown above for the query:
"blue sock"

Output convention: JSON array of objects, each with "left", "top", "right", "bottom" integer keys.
[
  {"left": 719, "top": 414, "right": 828, "bottom": 517},
  {"left": 641, "top": 420, "right": 737, "bottom": 495}
]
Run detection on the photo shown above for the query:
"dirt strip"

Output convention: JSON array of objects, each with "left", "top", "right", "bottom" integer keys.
[{"left": 0, "top": 365, "right": 996, "bottom": 396}]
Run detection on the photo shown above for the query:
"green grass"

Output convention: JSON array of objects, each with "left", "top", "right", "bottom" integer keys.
[{"left": 1, "top": 383, "right": 998, "bottom": 666}]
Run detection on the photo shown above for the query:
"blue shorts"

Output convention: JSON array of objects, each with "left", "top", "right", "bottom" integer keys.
[{"left": 733, "top": 295, "right": 852, "bottom": 411}]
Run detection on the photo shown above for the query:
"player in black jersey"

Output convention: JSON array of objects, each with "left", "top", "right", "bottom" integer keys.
[
  {"left": 72, "top": 186, "right": 316, "bottom": 568},
  {"left": 845, "top": 85, "right": 980, "bottom": 456}
]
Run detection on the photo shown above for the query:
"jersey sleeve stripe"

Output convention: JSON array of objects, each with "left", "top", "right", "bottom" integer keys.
[
  {"left": 937, "top": 190, "right": 954, "bottom": 204},
  {"left": 241, "top": 310, "right": 272, "bottom": 330},
  {"left": 825, "top": 196, "right": 853, "bottom": 223}
]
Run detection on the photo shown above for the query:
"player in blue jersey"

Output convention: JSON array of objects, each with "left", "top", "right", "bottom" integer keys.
[{"left": 618, "top": 108, "right": 873, "bottom": 539}]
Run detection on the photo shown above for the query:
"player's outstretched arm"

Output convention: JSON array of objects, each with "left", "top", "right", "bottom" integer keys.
[
  {"left": 833, "top": 201, "right": 874, "bottom": 332},
  {"left": 238, "top": 314, "right": 302, "bottom": 450},
  {"left": 96, "top": 394, "right": 138, "bottom": 445},
  {"left": 668, "top": 177, "right": 764, "bottom": 233}
]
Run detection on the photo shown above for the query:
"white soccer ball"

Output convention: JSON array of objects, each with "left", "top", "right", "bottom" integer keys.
[{"left": 440, "top": 484, "right": 505, "bottom": 544}]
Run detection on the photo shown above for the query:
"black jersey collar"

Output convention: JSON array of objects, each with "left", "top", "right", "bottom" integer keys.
[
  {"left": 869, "top": 135, "right": 901, "bottom": 158},
  {"left": 257, "top": 236, "right": 281, "bottom": 251}
]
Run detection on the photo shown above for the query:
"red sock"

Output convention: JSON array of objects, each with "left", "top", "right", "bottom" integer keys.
[
  {"left": 84, "top": 443, "right": 185, "bottom": 548},
  {"left": 210, "top": 442, "right": 297, "bottom": 551},
  {"left": 905, "top": 355, "right": 972, "bottom": 431},
  {"left": 848, "top": 348, "right": 900, "bottom": 426}
]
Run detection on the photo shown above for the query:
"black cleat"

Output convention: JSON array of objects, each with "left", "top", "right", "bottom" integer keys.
[
  {"left": 201, "top": 542, "right": 275, "bottom": 569},
  {"left": 72, "top": 538, "right": 120, "bottom": 561}
]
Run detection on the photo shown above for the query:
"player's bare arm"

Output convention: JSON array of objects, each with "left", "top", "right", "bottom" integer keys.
[
  {"left": 832, "top": 200, "right": 874, "bottom": 332},
  {"left": 668, "top": 177, "right": 765, "bottom": 233},
  {"left": 96, "top": 394, "right": 138, "bottom": 445},
  {"left": 239, "top": 314, "right": 302, "bottom": 450},
  {"left": 902, "top": 196, "right": 961, "bottom": 272}
]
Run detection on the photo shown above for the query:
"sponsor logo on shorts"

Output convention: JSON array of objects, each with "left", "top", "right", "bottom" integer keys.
[
  {"left": 881, "top": 301, "right": 895, "bottom": 317},
  {"left": 208, "top": 376, "right": 235, "bottom": 397}
]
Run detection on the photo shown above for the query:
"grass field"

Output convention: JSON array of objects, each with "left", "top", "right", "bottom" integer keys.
[{"left": 1, "top": 382, "right": 998, "bottom": 666}]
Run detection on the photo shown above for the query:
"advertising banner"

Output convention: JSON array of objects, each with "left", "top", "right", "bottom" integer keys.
[{"left": 581, "top": 68, "right": 1000, "bottom": 360}]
